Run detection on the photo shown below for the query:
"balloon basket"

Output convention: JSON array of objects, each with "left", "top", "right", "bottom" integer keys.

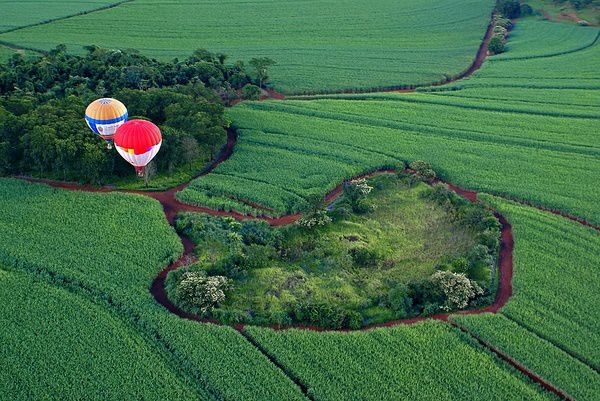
[
  {"left": 106, "top": 142, "right": 113, "bottom": 150},
  {"left": 135, "top": 166, "right": 145, "bottom": 177}
]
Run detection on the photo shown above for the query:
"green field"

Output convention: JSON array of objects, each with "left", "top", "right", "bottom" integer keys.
[
  {"left": 1, "top": 4, "right": 599, "bottom": 401},
  {"left": 0, "top": 178, "right": 308, "bottom": 401},
  {"left": 180, "top": 19, "right": 600, "bottom": 224},
  {"left": 453, "top": 195, "right": 600, "bottom": 400},
  {"left": 0, "top": 269, "right": 201, "bottom": 401},
  {"left": 245, "top": 321, "right": 552, "bottom": 401},
  {"left": 0, "top": 0, "right": 495, "bottom": 93},
  {"left": 0, "top": 0, "right": 121, "bottom": 32}
]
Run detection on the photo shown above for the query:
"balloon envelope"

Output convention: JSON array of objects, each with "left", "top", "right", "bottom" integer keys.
[
  {"left": 114, "top": 119, "right": 162, "bottom": 176},
  {"left": 85, "top": 98, "right": 128, "bottom": 140}
]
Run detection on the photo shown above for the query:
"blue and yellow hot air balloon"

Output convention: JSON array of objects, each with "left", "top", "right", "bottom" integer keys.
[{"left": 85, "top": 98, "right": 128, "bottom": 148}]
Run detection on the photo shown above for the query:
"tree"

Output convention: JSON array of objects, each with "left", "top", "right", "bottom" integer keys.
[
  {"left": 249, "top": 57, "right": 276, "bottom": 88},
  {"left": 388, "top": 283, "right": 413, "bottom": 318},
  {"left": 488, "top": 36, "right": 505, "bottom": 55},
  {"left": 431, "top": 270, "right": 484, "bottom": 311},
  {"left": 241, "top": 84, "right": 261, "bottom": 100},
  {"left": 343, "top": 178, "right": 373, "bottom": 213},
  {"left": 497, "top": 0, "right": 521, "bottom": 19},
  {"left": 409, "top": 160, "right": 436, "bottom": 180},
  {"left": 181, "top": 135, "right": 200, "bottom": 171},
  {"left": 176, "top": 271, "right": 231, "bottom": 315},
  {"left": 143, "top": 161, "right": 157, "bottom": 187}
]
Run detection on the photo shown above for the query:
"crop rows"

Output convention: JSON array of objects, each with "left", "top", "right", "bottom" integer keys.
[
  {"left": 0, "top": 178, "right": 308, "bottom": 401},
  {"left": 0, "top": 268, "right": 204, "bottom": 401},
  {"left": 0, "top": 0, "right": 495, "bottom": 93},
  {"left": 479, "top": 195, "right": 600, "bottom": 370},
  {"left": 186, "top": 96, "right": 599, "bottom": 222},
  {"left": 244, "top": 321, "right": 553, "bottom": 401},
  {"left": 453, "top": 313, "right": 600, "bottom": 401},
  {"left": 492, "top": 19, "right": 599, "bottom": 61},
  {"left": 0, "top": 0, "right": 121, "bottom": 33},
  {"left": 182, "top": 20, "right": 600, "bottom": 224}
]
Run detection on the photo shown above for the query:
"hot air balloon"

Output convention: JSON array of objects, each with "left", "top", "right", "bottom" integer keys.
[
  {"left": 85, "top": 98, "right": 128, "bottom": 148},
  {"left": 113, "top": 119, "right": 162, "bottom": 177}
]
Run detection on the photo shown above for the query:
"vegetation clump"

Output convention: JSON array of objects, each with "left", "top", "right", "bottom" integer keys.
[
  {"left": 0, "top": 46, "right": 275, "bottom": 185},
  {"left": 167, "top": 172, "right": 500, "bottom": 329},
  {"left": 175, "top": 271, "right": 231, "bottom": 315},
  {"left": 488, "top": 14, "right": 513, "bottom": 55}
]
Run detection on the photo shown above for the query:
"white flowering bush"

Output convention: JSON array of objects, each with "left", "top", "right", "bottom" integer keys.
[
  {"left": 176, "top": 271, "right": 231, "bottom": 314},
  {"left": 431, "top": 270, "right": 483, "bottom": 311},
  {"left": 297, "top": 209, "right": 332, "bottom": 228}
]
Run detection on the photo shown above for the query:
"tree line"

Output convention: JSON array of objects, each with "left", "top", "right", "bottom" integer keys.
[{"left": 0, "top": 45, "right": 275, "bottom": 183}]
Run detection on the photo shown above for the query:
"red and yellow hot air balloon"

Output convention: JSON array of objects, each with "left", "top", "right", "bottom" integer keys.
[
  {"left": 85, "top": 98, "right": 128, "bottom": 148},
  {"left": 113, "top": 119, "right": 162, "bottom": 177}
]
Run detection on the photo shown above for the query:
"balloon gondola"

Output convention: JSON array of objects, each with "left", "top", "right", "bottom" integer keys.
[
  {"left": 113, "top": 119, "right": 162, "bottom": 177},
  {"left": 85, "top": 98, "right": 128, "bottom": 149}
]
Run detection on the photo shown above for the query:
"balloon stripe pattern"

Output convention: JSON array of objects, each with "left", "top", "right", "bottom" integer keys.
[
  {"left": 114, "top": 119, "right": 162, "bottom": 175},
  {"left": 85, "top": 98, "right": 128, "bottom": 140}
]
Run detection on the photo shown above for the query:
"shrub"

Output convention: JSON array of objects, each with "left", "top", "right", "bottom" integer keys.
[
  {"left": 175, "top": 271, "right": 231, "bottom": 315},
  {"left": 497, "top": 0, "right": 521, "bottom": 19},
  {"left": 431, "top": 270, "right": 483, "bottom": 311},
  {"left": 488, "top": 37, "right": 505, "bottom": 55},
  {"left": 242, "top": 244, "right": 276, "bottom": 269},
  {"left": 297, "top": 209, "right": 332, "bottom": 228},
  {"left": 241, "top": 84, "right": 262, "bottom": 100},
  {"left": 349, "top": 246, "right": 380, "bottom": 267},
  {"left": 387, "top": 283, "right": 413, "bottom": 318},
  {"left": 520, "top": 4, "right": 533, "bottom": 16},
  {"left": 493, "top": 15, "right": 513, "bottom": 29},
  {"left": 409, "top": 160, "right": 436, "bottom": 181},
  {"left": 343, "top": 178, "right": 373, "bottom": 213},
  {"left": 239, "top": 220, "right": 280, "bottom": 246},
  {"left": 344, "top": 311, "right": 363, "bottom": 330}
]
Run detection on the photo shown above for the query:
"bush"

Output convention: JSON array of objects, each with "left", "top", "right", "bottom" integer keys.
[
  {"left": 297, "top": 209, "right": 332, "bottom": 228},
  {"left": 431, "top": 270, "right": 483, "bottom": 311},
  {"left": 241, "top": 84, "right": 262, "bottom": 100},
  {"left": 343, "top": 178, "right": 373, "bottom": 213},
  {"left": 387, "top": 284, "right": 413, "bottom": 318},
  {"left": 239, "top": 220, "right": 280, "bottom": 246},
  {"left": 493, "top": 16, "right": 513, "bottom": 29},
  {"left": 520, "top": 3, "right": 533, "bottom": 16},
  {"left": 488, "top": 37, "right": 505, "bottom": 55},
  {"left": 349, "top": 246, "right": 381, "bottom": 267},
  {"left": 242, "top": 244, "right": 276, "bottom": 269},
  {"left": 175, "top": 271, "right": 231, "bottom": 315},
  {"left": 497, "top": 0, "right": 521, "bottom": 19},
  {"left": 409, "top": 160, "right": 436, "bottom": 181},
  {"left": 344, "top": 311, "right": 363, "bottom": 330}
]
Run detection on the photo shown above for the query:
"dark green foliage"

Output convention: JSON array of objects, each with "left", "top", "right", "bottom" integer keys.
[
  {"left": 520, "top": 3, "right": 533, "bottom": 16},
  {"left": 349, "top": 246, "right": 381, "bottom": 267},
  {"left": 387, "top": 283, "right": 413, "bottom": 318},
  {"left": 497, "top": 0, "right": 521, "bottom": 18},
  {"left": 291, "top": 302, "right": 362, "bottom": 329},
  {"left": 0, "top": 46, "right": 252, "bottom": 183},
  {"left": 241, "top": 84, "right": 261, "bottom": 100},
  {"left": 488, "top": 36, "right": 505, "bottom": 55},
  {"left": 409, "top": 160, "right": 436, "bottom": 181}
]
